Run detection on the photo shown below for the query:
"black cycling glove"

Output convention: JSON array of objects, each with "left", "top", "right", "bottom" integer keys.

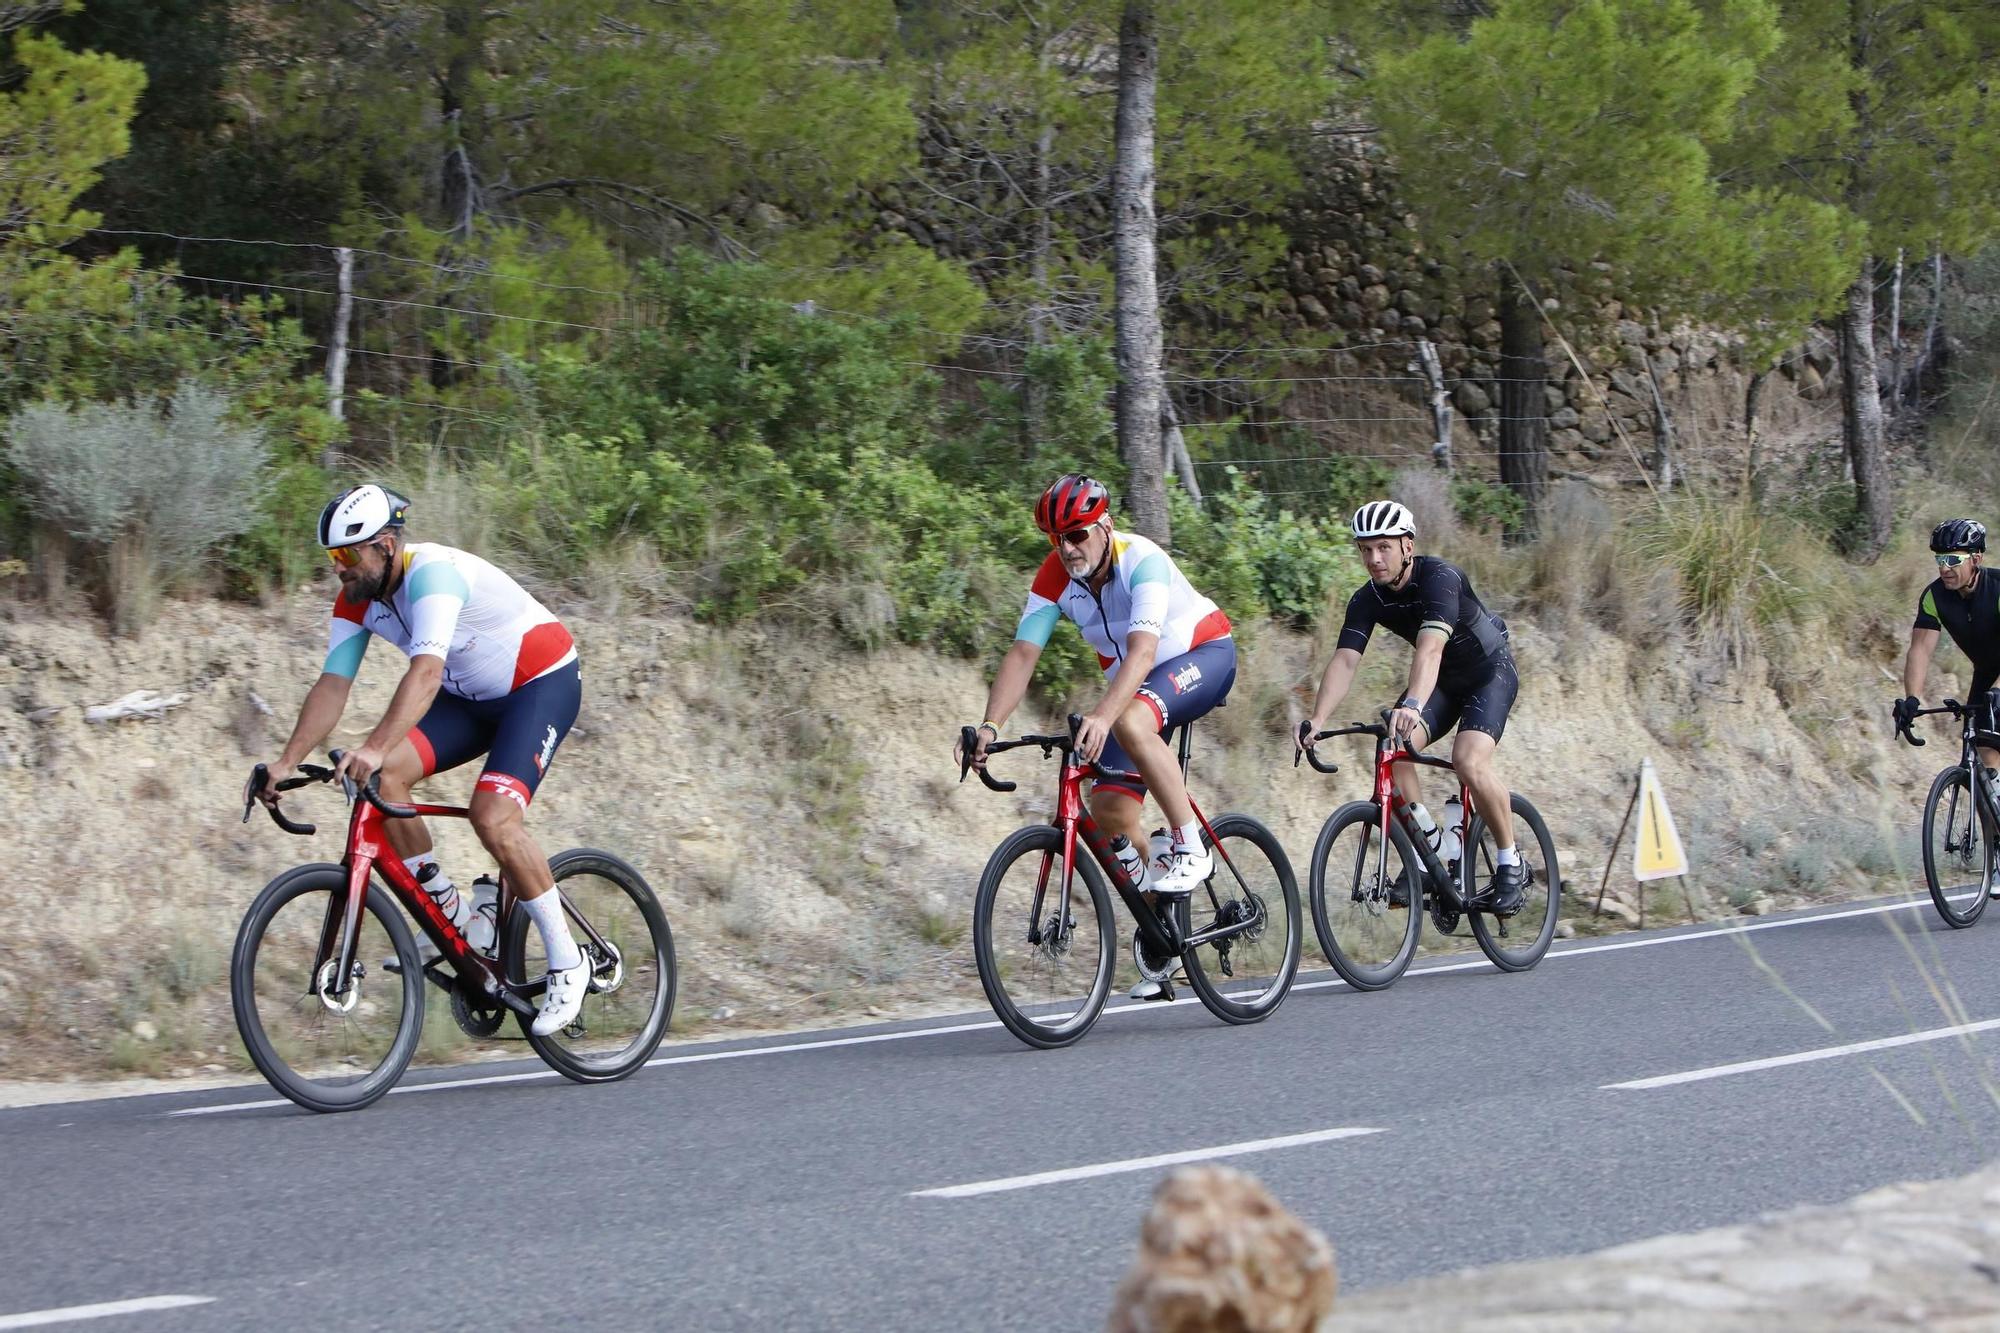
[{"left": 1893, "top": 696, "right": 1920, "bottom": 730}]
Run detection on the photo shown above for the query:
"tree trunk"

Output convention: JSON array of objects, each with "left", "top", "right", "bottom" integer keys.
[
  {"left": 325, "top": 246, "right": 353, "bottom": 458},
  {"left": 1744, "top": 370, "right": 1767, "bottom": 499},
  {"left": 1418, "top": 338, "right": 1452, "bottom": 470},
  {"left": 1839, "top": 258, "right": 1892, "bottom": 561},
  {"left": 1496, "top": 268, "right": 1548, "bottom": 541},
  {"left": 1886, "top": 247, "right": 1904, "bottom": 415},
  {"left": 440, "top": 0, "right": 485, "bottom": 237},
  {"left": 1112, "top": 0, "right": 1169, "bottom": 545}
]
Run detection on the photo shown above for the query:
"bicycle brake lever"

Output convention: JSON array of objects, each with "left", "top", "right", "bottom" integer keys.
[
  {"left": 242, "top": 763, "right": 267, "bottom": 822},
  {"left": 958, "top": 725, "right": 979, "bottom": 784}
]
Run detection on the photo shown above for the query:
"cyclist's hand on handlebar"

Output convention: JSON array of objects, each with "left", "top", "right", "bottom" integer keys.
[
  {"left": 333, "top": 744, "right": 383, "bottom": 786},
  {"left": 1295, "top": 718, "right": 1319, "bottom": 753},
  {"left": 251, "top": 760, "right": 292, "bottom": 808},
  {"left": 1074, "top": 709, "right": 1113, "bottom": 764},
  {"left": 1388, "top": 702, "right": 1425, "bottom": 745},
  {"left": 954, "top": 723, "right": 996, "bottom": 774},
  {"left": 1893, "top": 695, "right": 1921, "bottom": 730}
]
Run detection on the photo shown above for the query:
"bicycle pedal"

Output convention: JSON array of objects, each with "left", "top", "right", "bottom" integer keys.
[{"left": 420, "top": 959, "right": 458, "bottom": 993}]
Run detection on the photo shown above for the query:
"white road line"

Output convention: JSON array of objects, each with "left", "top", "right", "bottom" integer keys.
[
  {"left": 1605, "top": 1017, "right": 2000, "bottom": 1091},
  {"left": 167, "top": 892, "right": 1950, "bottom": 1118},
  {"left": 0, "top": 1296, "right": 215, "bottom": 1329},
  {"left": 910, "top": 1126, "right": 1386, "bottom": 1199}
]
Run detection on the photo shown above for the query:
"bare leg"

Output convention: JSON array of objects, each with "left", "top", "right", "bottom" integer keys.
[
  {"left": 375, "top": 738, "right": 433, "bottom": 864},
  {"left": 467, "top": 789, "right": 556, "bottom": 899},
  {"left": 1451, "top": 730, "right": 1514, "bottom": 849}
]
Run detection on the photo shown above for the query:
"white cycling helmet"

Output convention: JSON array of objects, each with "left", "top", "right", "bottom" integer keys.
[
  {"left": 1351, "top": 499, "right": 1416, "bottom": 541},
  {"left": 317, "top": 483, "right": 411, "bottom": 548}
]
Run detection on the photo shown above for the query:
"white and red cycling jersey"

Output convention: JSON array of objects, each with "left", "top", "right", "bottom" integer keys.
[
  {"left": 323, "top": 543, "right": 575, "bottom": 701},
  {"left": 1014, "top": 531, "right": 1230, "bottom": 676}
]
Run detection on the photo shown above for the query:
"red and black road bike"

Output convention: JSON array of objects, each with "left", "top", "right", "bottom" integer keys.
[
  {"left": 960, "top": 714, "right": 1300, "bottom": 1049},
  {"left": 233, "top": 751, "right": 675, "bottom": 1112},
  {"left": 1300, "top": 712, "right": 1560, "bottom": 989}
]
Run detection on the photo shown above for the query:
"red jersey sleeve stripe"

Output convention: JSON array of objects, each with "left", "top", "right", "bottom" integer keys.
[
  {"left": 1029, "top": 550, "right": 1069, "bottom": 601},
  {"left": 332, "top": 590, "right": 367, "bottom": 624}
]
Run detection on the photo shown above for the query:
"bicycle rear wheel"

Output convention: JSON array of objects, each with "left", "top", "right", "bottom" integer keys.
[
  {"left": 1464, "top": 795, "right": 1561, "bottom": 971},
  {"left": 505, "top": 849, "right": 676, "bottom": 1082},
  {"left": 231, "top": 864, "right": 423, "bottom": 1113},
  {"left": 1175, "top": 814, "right": 1301, "bottom": 1023},
  {"left": 1308, "top": 800, "right": 1422, "bottom": 990},
  {"left": 972, "top": 824, "right": 1116, "bottom": 1049},
  {"left": 1923, "top": 766, "right": 1991, "bottom": 928}
]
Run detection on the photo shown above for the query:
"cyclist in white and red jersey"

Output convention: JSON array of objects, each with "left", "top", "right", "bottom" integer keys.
[
  {"left": 957, "top": 474, "right": 1236, "bottom": 927},
  {"left": 252, "top": 484, "right": 590, "bottom": 1036}
]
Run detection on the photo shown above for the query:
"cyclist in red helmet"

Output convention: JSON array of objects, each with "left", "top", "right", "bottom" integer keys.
[{"left": 958, "top": 475, "right": 1237, "bottom": 971}]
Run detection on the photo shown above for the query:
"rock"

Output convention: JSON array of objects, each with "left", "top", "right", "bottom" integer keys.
[
  {"left": 1358, "top": 263, "right": 1384, "bottom": 285},
  {"left": 1400, "top": 314, "right": 1428, "bottom": 336},
  {"left": 1395, "top": 288, "right": 1423, "bottom": 315},
  {"left": 1798, "top": 363, "right": 1826, "bottom": 398},
  {"left": 1652, "top": 348, "right": 1681, "bottom": 376},
  {"left": 1360, "top": 284, "right": 1392, "bottom": 312},
  {"left": 1108, "top": 1166, "right": 1336, "bottom": 1333},
  {"left": 1464, "top": 297, "right": 1495, "bottom": 324},
  {"left": 1551, "top": 427, "right": 1587, "bottom": 453},
  {"left": 1616, "top": 319, "right": 1648, "bottom": 346},
  {"left": 1543, "top": 384, "right": 1568, "bottom": 414},
  {"left": 1555, "top": 920, "right": 1576, "bottom": 939},
  {"left": 1593, "top": 897, "right": 1642, "bottom": 927},
  {"left": 712, "top": 1006, "right": 736, "bottom": 1021},
  {"left": 131, "top": 1020, "right": 159, "bottom": 1042},
  {"left": 1298, "top": 295, "right": 1331, "bottom": 324},
  {"left": 1550, "top": 405, "right": 1581, "bottom": 431},
  {"left": 1336, "top": 275, "right": 1361, "bottom": 302},
  {"left": 1579, "top": 405, "right": 1612, "bottom": 443},
  {"left": 1452, "top": 382, "right": 1491, "bottom": 416}
]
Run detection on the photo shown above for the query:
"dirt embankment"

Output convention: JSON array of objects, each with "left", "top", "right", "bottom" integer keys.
[{"left": 0, "top": 578, "right": 1944, "bottom": 1084}]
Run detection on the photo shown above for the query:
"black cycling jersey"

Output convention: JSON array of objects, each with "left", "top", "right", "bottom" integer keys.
[
  {"left": 1915, "top": 569, "right": 2000, "bottom": 685},
  {"left": 1338, "top": 555, "right": 1509, "bottom": 683}
]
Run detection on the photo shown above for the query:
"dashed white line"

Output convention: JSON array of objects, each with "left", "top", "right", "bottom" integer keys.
[
  {"left": 1605, "top": 1016, "right": 2000, "bottom": 1090},
  {"left": 165, "top": 891, "right": 1951, "bottom": 1118},
  {"left": 910, "top": 1126, "right": 1387, "bottom": 1199},
  {"left": 0, "top": 1296, "right": 215, "bottom": 1329}
]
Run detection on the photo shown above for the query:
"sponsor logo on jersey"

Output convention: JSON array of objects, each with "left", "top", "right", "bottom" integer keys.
[{"left": 1170, "top": 661, "right": 1202, "bottom": 695}]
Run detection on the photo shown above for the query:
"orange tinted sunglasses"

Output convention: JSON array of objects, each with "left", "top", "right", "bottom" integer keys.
[{"left": 325, "top": 544, "right": 369, "bottom": 568}]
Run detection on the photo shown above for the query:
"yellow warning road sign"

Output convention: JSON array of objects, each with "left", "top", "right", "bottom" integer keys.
[{"left": 1633, "top": 757, "right": 1689, "bottom": 881}]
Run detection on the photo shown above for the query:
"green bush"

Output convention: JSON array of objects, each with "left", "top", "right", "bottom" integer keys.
[{"left": 1172, "top": 472, "right": 1355, "bottom": 628}]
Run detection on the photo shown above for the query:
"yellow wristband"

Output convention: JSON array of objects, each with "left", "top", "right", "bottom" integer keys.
[{"left": 978, "top": 720, "right": 1000, "bottom": 736}]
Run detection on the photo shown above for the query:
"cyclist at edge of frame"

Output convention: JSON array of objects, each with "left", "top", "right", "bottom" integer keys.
[
  {"left": 1296, "top": 499, "right": 1528, "bottom": 916},
  {"left": 955, "top": 475, "right": 1238, "bottom": 980},
  {"left": 250, "top": 483, "right": 590, "bottom": 1036},
  {"left": 1896, "top": 518, "right": 2000, "bottom": 795}
]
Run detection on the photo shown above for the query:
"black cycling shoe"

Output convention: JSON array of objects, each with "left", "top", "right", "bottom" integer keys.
[
  {"left": 1480, "top": 862, "right": 1530, "bottom": 917},
  {"left": 1387, "top": 868, "right": 1412, "bottom": 910}
]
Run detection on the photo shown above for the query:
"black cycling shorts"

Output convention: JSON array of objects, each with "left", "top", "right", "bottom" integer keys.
[
  {"left": 1418, "top": 653, "right": 1518, "bottom": 746},
  {"left": 407, "top": 661, "right": 581, "bottom": 812}
]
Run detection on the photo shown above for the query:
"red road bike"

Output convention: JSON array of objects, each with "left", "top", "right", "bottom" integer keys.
[
  {"left": 961, "top": 714, "right": 1300, "bottom": 1048},
  {"left": 233, "top": 751, "right": 675, "bottom": 1112},
  {"left": 1300, "top": 713, "right": 1559, "bottom": 989}
]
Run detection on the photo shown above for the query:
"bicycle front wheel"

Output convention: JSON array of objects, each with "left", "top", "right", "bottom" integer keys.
[
  {"left": 505, "top": 849, "right": 676, "bottom": 1083},
  {"left": 1464, "top": 795, "right": 1561, "bottom": 971},
  {"left": 1308, "top": 801, "right": 1422, "bottom": 991},
  {"left": 1923, "top": 766, "right": 1991, "bottom": 928},
  {"left": 1175, "top": 814, "right": 1301, "bottom": 1024},
  {"left": 972, "top": 825, "right": 1116, "bottom": 1049},
  {"left": 230, "top": 863, "right": 424, "bottom": 1113}
]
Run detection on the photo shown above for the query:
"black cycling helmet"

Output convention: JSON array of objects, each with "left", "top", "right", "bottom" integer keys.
[{"left": 1930, "top": 518, "right": 1987, "bottom": 555}]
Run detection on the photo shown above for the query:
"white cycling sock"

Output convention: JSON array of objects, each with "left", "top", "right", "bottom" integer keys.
[
  {"left": 1495, "top": 845, "right": 1521, "bottom": 868},
  {"left": 1174, "top": 820, "right": 1203, "bottom": 853},
  {"left": 519, "top": 889, "right": 584, "bottom": 972}
]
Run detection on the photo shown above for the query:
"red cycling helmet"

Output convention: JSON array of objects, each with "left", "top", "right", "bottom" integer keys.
[{"left": 1035, "top": 473, "right": 1110, "bottom": 538}]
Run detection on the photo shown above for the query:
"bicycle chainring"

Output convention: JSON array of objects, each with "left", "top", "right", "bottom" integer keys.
[
  {"left": 448, "top": 986, "right": 506, "bottom": 1038},
  {"left": 1132, "top": 929, "right": 1177, "bottom": 983}
]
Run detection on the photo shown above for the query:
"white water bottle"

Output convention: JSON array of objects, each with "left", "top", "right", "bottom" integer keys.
[
  {"left": 1442, "top": 794, "right": 1465, "bottom": 865},
  {"left": 466, "top": 875, "right": 499, "bottom": 957},
  {"left": 1109, "top": 836, "right": 1149, "bottom": 891},
  {"left": 1408, "top": 803, "right": 1443, "bottom": 857}
]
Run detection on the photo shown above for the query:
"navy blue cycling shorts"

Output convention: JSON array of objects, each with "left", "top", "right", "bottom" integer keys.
[
  {"left": 407, "top": 661, "right": 581, "bottom": 812},
  {"left": 1095, "top": 638, "right": 1238, "bottom": 802}
]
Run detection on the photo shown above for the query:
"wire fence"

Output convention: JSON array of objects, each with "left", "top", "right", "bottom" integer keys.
[{"left": 15, "top": 225, "right": 1853, "bottom": 507}]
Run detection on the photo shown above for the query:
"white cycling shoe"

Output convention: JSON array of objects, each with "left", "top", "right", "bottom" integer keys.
[
  {"left": 1149, "top": 841, "right": 1213, "bottom": 897},
  {"left": 532, "top": 956, "right": 591, "bottom": 1036}
]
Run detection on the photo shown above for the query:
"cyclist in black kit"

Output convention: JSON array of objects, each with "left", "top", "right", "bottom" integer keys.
[
  {"left": 1297, "top": 500, "right": 1528, "bottom": 915},
  {"left": 1897, "top": 519, "right": 2000, "bottom": 773}
]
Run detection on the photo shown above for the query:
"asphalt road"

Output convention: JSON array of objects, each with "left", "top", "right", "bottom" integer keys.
[{"left": 8, "top": 890, "right": 2000, "bottom": 1331}]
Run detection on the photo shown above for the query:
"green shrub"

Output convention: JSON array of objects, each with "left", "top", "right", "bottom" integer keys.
[{"left": 5, "top": 383, "right": 272, "bottom": 631}]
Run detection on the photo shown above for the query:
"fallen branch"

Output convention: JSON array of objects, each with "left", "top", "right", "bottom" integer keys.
[{"left": 85, "top": 690, "right": 191, "bottom": 724}]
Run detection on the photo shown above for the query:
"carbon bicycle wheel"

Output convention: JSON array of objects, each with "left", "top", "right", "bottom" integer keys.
[
  {"left": 972, "top": 824, "right": 1116, "bottom": 1049},
  {"left": 1174, "top": 814, "right": 1302, "bottom": 1024},
  {"left": 1308, "top": 800, "right": 1422, "bottom": 991},
  {"left": 231, "top": 863, "right": 424, "bottom": 1113},
  {"left": 1464, "top": 795, "right": 1561, "bottom": 971},
  {"left": 505, "top": 849, "right": 676, "bottom": 1083},
  {"left": 1923, "top": 766, "right": 1991, "bottom": 928}
]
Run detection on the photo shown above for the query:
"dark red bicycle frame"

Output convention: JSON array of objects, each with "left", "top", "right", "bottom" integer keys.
[{"left": 1370, "top": 736, "right": 1476, "bottom": 856}]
